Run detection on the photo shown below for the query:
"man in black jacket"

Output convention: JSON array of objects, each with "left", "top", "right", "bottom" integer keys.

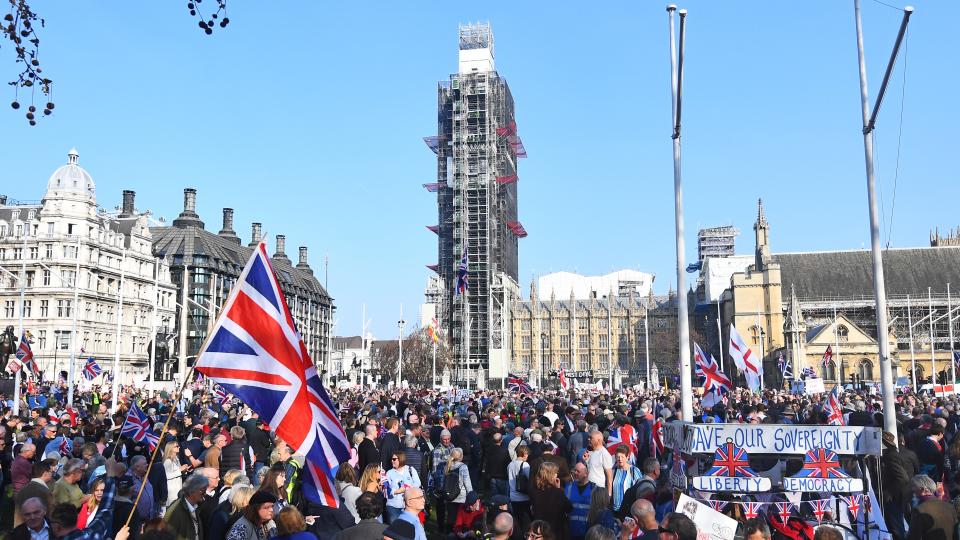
[
  {"left": 220, "top": 426, "right": 251, "bottom": 478},
  {"left": 379, "top": 417, "right": 402, "bottom": 471},
  {"left": 241, "top": 413, "right": 273, "bottom": 480},
  {"left": 357, "top": 424, "right": 380, "bottom": 473},
  {"left": 485, "top": 433, "right": 511, "bottom": 497}
]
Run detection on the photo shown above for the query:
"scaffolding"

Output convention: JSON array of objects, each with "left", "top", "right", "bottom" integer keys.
[
  {"left": 422, "top": 24, "right": 523, "bottom": 386},
  {"left": 697, "top": 226, "right": 739, "bottom": 263}
]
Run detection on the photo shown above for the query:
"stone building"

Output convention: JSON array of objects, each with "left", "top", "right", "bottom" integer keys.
[
  {"left": 150, "top": 189, "right": 335, "bottom": 381},
  {"left": 715, "top": 200, "right": 960, "bottom": 387},
  {"left": 0, "top": 149, "right": 177, "bottom": 384}
]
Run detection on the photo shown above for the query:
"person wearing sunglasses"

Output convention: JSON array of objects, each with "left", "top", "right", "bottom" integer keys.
[
  {"left": 657, "top": 512, "right": 697, "bottom": 540},
  {"left": 384, "top": 451, "right": 420, "bottom": 524}
]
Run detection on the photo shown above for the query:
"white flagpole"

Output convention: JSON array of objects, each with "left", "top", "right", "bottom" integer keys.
[
  {"left": 756, "top": 311, "right": 765, "bottom": 390},
  {"left": 66, "top": 236, "right": 81, "bottom": 406},
  {"left": 13, "top": 234, "right": 27, "bottom": 416},
  {"left": 111, "top": 249, "right": 126, "bottom": 414},
  {"left": 432, "top": 338, "right": 437, "bottom": 389},
  {"left": 834, "top": 306, "right": 841, "bottom": 384},
  {"left": 645, "top": 306, "right": 651, "bottom": 388},
  {"left": 949, "top": 283, "right": 956, "bottom": 387},
  {"left": 149, "top": 258, "right": 160, "bottom": 398},
  {"left": 716, "top": 298, "right": 723, "bottom": 373},
  {"left": 907, "top": 295, "right": 917, "bottom": 391},
  {"left": 929, "top": 287, "right": 937, "bottom": 390}
]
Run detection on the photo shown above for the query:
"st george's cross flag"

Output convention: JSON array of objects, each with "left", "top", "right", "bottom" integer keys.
[
  {"left": 558, "top": 367, "right": 569, "bottom": 390},
  {"left": 195, "top": 241, "right": 351, "bottom": 507},
  {"left": 729, "top": 324, "right": 761, "bottom": 391}
]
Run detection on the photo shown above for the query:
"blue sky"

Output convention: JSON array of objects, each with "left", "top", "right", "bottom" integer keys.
[{"left": 2, "top": 1, "right": 957, "bottom": 339}]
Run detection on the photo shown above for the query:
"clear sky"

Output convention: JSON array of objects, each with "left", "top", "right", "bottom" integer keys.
[{"left": 2, "top": 1, "right": 957, "bottom": 340}]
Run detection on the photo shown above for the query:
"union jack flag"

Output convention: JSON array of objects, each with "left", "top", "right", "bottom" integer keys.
[
  {"left": 694, "top": 342, "right": 731, "bottom": 394},
  {"left": 606, "top": 423, "right": 638, "bottom": 458},
  {"left": 455, "top": 247, "right": 469, "bottom": 295},
  {"left": 707, "top": 500, "right": 728, "bottom": 512},
  {"left": 778, "top": 351, "right": 792, "bottom": 379},
  {"left": 954, "top": 351, "right": 960, "bottom": 374},
  {"left": 795, "top": 448, "right": 849, "bottom": 479},
  {"left": 842, "top": 494, "right": 862, "bottom": 520},
  {"left": 196, "top": 242, "right": 350, "bottom": 507},
  {"left": 58, "top": 436, "right": 72, "bottom": 456},
  {"left": 213, "top": 384, "right": 230, "bottom": 406},
  {"left": 651, "top": 418, "right": 664, "bottom": 458},
  {"left": 823, "top": 385, "right": 845, "bottom": 426},
  {"left": 821, "top": 345, "right": 833, "bottom": 371},
  {"left": 705, "top": 442, "right": 757, "bottom": 477},
  {"left": 16, "top": 331, "right": 39, "bottom": 377},
  {"left": 82, "top": 357, "right": 102, "bottom": 380},
  {"left": 809, "top": 498, "right": 831, "bottom": 522},
  {"left": 774, "top": 501, "right": 794, "bottom": 522},
  {"left": 506, "top": 372, "right": 532, "bottom": 394},
  {"left": 741, "top": 501, "right": 764, "bottom": 519},
  {"left": 121, "top": 402, "right": 160, "bottom": 451}
]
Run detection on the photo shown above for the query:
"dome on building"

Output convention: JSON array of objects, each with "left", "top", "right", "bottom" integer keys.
[{"left": 45, "top": 148, "right": 95, "bottom": 199}]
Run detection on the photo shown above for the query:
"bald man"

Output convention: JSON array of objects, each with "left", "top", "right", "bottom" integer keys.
[
  {"left": 583, "top": 431, "right": 613, "bottom": 493},
  {"left": 492, "top": 512, "right": 514, "bottom": 540},
  {"left": 397, "top": 487, "right": 427, "bottom": 540},
  {"left": 621, "top": 499, "right": 658, "bottom": 540}
]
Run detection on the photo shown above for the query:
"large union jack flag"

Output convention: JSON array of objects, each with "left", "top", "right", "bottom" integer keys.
[
  {"left": 694, "top": 342, "right": 731, "bottom": 394},
  {"left": 82, "top": 357, "right": 102, "bottom": 380},
  {"left": 606, "top": 423, "right": 638, "bottom": 459},
  {"left": 506, "top": 372, "right": 532, "bottom": 394},
  {"left": 15, "top": 331, "right": 39, "bottom": 377},
  {"left": 823, "top": 385, "right": 845, "bottom": 426},
  {"left": 121, "top": 402, "right": 160, "bottom": 451},
  {"left": 705, "top": 442, "right": 757, "bottom": 477},
  {"left": 196, "top": 242, "right": 350, "bottom": 507},
  {"left": 794, "top": 448, "right": 849, "bottom": 479}
]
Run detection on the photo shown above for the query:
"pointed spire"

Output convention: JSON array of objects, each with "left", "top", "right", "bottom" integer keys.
[{"left": 757, "top": 198, "right": 767, "bottom": 226}]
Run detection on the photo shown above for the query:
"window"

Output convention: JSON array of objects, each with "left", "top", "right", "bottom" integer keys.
[
  {"left": 42, "top": 269, "right": 50, "bottom": 286},
  {"left": 619, "top": 318, "right": 627, "bottom": 330},
  {"left": 23, "top": 300, "right": 31, "bottom": 317},
  {"left": 15, "top": 224, "right": 23, "bottom": 236},
  {"left": 600, "top": 354, "right": 610, "bottom": 372},
  {"left": 579, "top": 335, "right": 588, "bottom": 349},
  {"left": 0, "top": 248, "right": 5, "bottom": 259},
  {"left": 64, "top": 245, "right": 78, "bottom": 258},
  {"left": 47, "top": 223, "right": 54, "bottom": 235},
  {"left": 45, "top": 244, "right": 53, "bottom": 258},
  {"left": 29, "top": 247, "right": 37, "bottom": 259},
  {"left": 599, "top": 319, "right": 608, "bottom": 329},
  {"left": 25, "top": 271, "right": 34, "bottom": 287},
  {"left": 63, "top": 270, "right": 76, "bottom": 287},
  {"left": 560, "top": 335, "right": 569, "bottom": 348},
  {"left": 3, "top": 301, "right": 13, "bottom": 317},
  {"left": 578, "top": 318, "right": 587, "bottom": 331},
  {"left": 521, "top": 355, "right": 531, "bottom": 372},
  {"left": 95, "top": 333, "right": 102, "bottom": 352},
  {"left": 13, "top": 248, "right": 22, "bottom": 260},
  {"left": 560, "top": 354, "right": 569, "bottom": 369},
  {"left": 560, "top": 319, "right": 569, "bottom": 330},
  {"left": 521, "top": 319, "right": 530, "bottom": 331},
  {"left": 83, "top": 332, "right": 90, "bottom": 351},
  {"left": 522, "top": 335, "right": 531, "bottom": 348},
  {"left": 599, "top": 334, "right": 608, "bottom": 348},
  {"left": 836, "top": 325, "right": 849, "bottom": 342},
  {"left": 859, "top": 359, "right": 874, "bottom": 381},
  {"left": 39, "top": 300, "right": 49, "bottom": 317},
  {"left": 579, "top": 354, "right": 589, "bottom": 370},
  {"left": 67, "top": 223, "right": 75, "bottom": 235},
  {"left": 823, "top": 361, "right": 837, "bottom": 381},
  {"left": 37, "top": 330, "right": 46, "bottom": 350},
  {"left": 57, "top": 300, "right": 71, "bottom": 317}
]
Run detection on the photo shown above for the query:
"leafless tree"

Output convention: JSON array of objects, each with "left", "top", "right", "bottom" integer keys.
[{"left": 372, "top": 328, "right": 452, "bottom": 386}]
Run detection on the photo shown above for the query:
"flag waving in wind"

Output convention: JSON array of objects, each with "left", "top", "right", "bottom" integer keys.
[
  {"left": 428, "top": 317, "right": 440, "bottom": 344},
  {"left": 15, "top": 331, "right": 39, "bottom": 378},
  {"left": 729, "top": 324, "right": 761, "bottom": 391},
  {"left": 778, "top": 351, "right": 792, "bottom": 379},
  {"left": 821, "top": 345, "right": 833, "bottom": 372},
  {"left": 83, "top": 357, "right": 102, "bottom": 380},
  {"left": 694, "top": 342, "right": 731, "bottom": 394},
  {"left": 196, "top": 241, "right": 350, "bottom": 507},
  {"left": 121, "top": 402, "right": 161, "bottom": 451}
]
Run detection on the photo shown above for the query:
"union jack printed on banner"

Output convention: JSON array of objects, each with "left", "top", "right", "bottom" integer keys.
[
  {"left": 705, "top": 442, "right": 757, "bottom": 478},
  {"left": 121, "top": 402, "right": 160, "bottom": 451},
  {"left": 455, "top": 247, "right": 469, "bottom": 295},
  {"left": 82, "top": 357, "right": 102, "bottom": 380},
  {"left": 694, "top": 342, "right": 731, "bottom": 394},
  {"left": 795, "top": 448, "right": 850, "bottom": 479},
  {"left": 842, "top": 494, "right": 863, "bottom": 520},
  {"left": 823, "top": 385, "right": 845, "bottom": 426},
  {"left": 741, "top": 501, "right": 764, "bottom": 519},
  {"left": 707, "top": 500, "right": 728, "bottom": 512},
  {"left": 809, "top": 498, "right": 831, "bottom": 522},
  {"left": 774, "top": 501, "right": 794, "bottom": 522},
  {"left": 195, "top": 241, "right": 350, "bottom": 507},
  {"left": 507, "top": 372, "right": 533, "bottom": 394}
]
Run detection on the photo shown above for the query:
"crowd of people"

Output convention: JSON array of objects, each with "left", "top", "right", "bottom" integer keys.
[{"left": 0, "top": 381, "right": 958, "bottom": 540}]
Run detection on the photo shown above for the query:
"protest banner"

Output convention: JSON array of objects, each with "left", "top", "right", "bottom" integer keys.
[
  {"left": 803, "top": 378, "right": 825, "bottom": 394},
  {"left": 676, "top": 493, "right": 738, "bottom": 540},
  {"left": 781, "top": 476, "right": 863, "bottom": 492},
  {"left": 662, "top": 422, "right": 881, "bottom": 456},
  {"left": 692, "top": 476, "right": 772, "bottom": 492}
]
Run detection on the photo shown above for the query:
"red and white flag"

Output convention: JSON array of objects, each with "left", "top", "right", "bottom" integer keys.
[{"left": 729, "top": 324, "right": 761, "bottom": 391}]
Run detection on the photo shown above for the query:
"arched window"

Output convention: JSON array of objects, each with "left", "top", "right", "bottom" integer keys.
[
  {"left": 749, "top": 325, "right": 762, "bottom": 346},
  {"left": 859, "top": 359, "right": 874, "bottom": 381},
  {"left": 824, "top": 360, "right": 837, "bottom": 381},
  {"left": 836, "top": 325, "right": 849, "bottom": 342}
]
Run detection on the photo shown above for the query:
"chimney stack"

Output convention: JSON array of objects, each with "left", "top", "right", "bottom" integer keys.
[
  {"left": 120, "top": 190, "right": 136, "bottom": 217},
  {"left": 218, "top": 208, "right": 240, "bottom": 244},
  {"left": 273, "top": 235, "right": 291, "bottom": 264},
  {"left": 249, "top": 222, "right": 263, "bottom": 247},
  {"left": 296, "top": 246, "right": 312, "bottom": 273},
  {"left": 172, "top": 187, "right": 205, "bottom": 228}
]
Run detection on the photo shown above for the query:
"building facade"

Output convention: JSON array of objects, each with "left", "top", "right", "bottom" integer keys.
[
  {"left": 0, "top": 149, "right": 177, "bottom": 384},
  {"left": 426, "top": 23, "right": 524, "bottom": 386},
  {"left": 716, "top": 199, "right": 960, "bottom": 387},
  {"left": 150, "top": 188, "right": 335, "bottom": 381}
]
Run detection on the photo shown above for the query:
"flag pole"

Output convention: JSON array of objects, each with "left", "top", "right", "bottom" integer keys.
[
  {"left": 13, "top": 233, "right": 27, "bottom": 416},
  {"left": 907, "top": 295, "right": 917, "bottom": 391},
  {"left": 929, "top": 287, "right": 936, "bottom": 391},
  {"left": 111, "top": 249, "right": 127, "bottom": 414},
  {"left": 432, "top": 339, "right": 437, "bottom": 389},
  {"left": 148, "top": 258, "right": 161, "bottom": 399},
  {"left": 667, "top": 4, "right": 693, "bottom": 421},
  {"left": 949, "top": 283, "right": 956, "bottom": 386},
  {"left": 67, "top": 236, "right": 81, "bottom": 406}
]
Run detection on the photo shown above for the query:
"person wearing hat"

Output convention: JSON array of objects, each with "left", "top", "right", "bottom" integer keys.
[
  {"left": 383, "top": 518, "right": 417, "bottom": 540},
  {"left": 227, "top": 490, "right": 278, "bottom": 540},
  {"left": 451, "top": 492, "right": 485, "bottom": 538},
  {"left": 111, "top": 475, "right": 143, "bottom": 540}
]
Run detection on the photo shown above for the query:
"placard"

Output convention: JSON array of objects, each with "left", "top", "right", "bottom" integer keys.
[
  {"left": 676, "top": 493, "right": 738, "bottom": 540},
  {"left": 692, "top": 476, "right": 771, "bottom": 492},
  {"left": 662, "top": 422, "right": 881, "bottom": 456},
  {"left": 782, "top": 477, "right": 863, "bottom": 492},
  {"left": 803, "top": 378, "right": 825, "bottom": 394}
]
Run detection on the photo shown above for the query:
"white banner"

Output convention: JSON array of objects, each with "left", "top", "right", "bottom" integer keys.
[
  {"left": 676, "top": 493, "right": 738, "bottom": 540},
  {"left": 663, "top": 422, "right": 882, "bottom": 456},
  {"left": 782, "top": 477, "right": 863, "bottom": 492},
  {"left": 691, "top": 476, "right": 771, "bottom": 492}
]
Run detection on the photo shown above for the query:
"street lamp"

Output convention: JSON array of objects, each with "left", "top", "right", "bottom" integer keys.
[{"left": 540, "top": 331, "right": 547, "bottom": 389}]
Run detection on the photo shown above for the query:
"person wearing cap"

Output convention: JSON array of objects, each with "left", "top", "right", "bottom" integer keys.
[
  {"left": 451, "top": 491, "right": 485, "bottom": 538},
  {"left": 227, "top": 490, "right": 278, "bottom": 540},
  {"left": 429, "top": 429, "right": 455, "bottom": 527},
  {"left": 383, "top": 518, "right": 417, "bottom": 540},
  {"left": 163, "top": 473, "right": 209, "bottom": 540},
  {"left": 52, "top": 458, "right": 86, "bottom": 508}
]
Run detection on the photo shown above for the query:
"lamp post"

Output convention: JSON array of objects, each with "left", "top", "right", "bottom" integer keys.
[
  {"left": 397, "top": 309, "right": 405, "bottom": 387},
  {"left": 53, "top": 330, "right": 61, "bottom": 383},
  {"left": 540, "top": 331, "right": 547, "bottom": 389}
]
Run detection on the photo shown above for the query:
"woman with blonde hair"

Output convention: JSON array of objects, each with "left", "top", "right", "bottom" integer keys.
[
  {"left": 209, "top": 484, "right": 256, "bottom": 540},
  {"left": 162, "top": 439, "right": 188, "bottom": 510},
  {"left": 442, "top": 447, "right": 472, "bottom": 533},
  {"left": 530, "top": 461, "right": 572, "bottom": 540},
  {"left": 358, "top": 463, "right": 383, "bottom": 494},
  {"left": 76, "top": 477, "right": 105, "bottom": 529},
  {"left": 220, "top": 469, "right": 250, "bottom": 504}
]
